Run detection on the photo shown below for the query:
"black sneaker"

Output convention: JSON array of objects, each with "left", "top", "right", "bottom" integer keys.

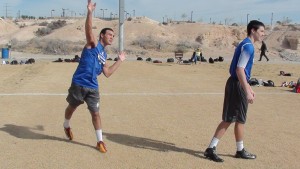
[
  {"left": 235, "top": 148, "right": 256, "bottom": 159},
  {"left": 204, "top": 147, "right": 224, "bottom": 162}
]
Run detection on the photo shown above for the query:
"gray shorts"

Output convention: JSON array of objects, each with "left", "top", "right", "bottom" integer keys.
[
  {"left": 222, "top": 77, "right": 248, "bottom": 124},
  {"left": 66, "top": 83, "right": 100, "bottom": 113}
]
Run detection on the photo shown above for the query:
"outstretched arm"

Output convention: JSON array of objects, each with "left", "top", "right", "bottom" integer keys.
[
  {"left": 85, "top": 0, "right": 97, "bottom": 48},
  {"left": 103, "top": 52, "right": 126, "bottom": 78}
]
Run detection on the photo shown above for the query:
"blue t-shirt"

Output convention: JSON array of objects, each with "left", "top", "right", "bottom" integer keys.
[
  {"left": 72, "top": 42, "right": 107, "bottom": 89},
  {"left": 229, "top": 37, "right": 254, "bottom": 81}
]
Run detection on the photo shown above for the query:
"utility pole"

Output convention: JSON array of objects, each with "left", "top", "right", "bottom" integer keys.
[
  {"left": 125, "top": 12, "right": 130, "bottom": 19},
  {"left": 51, "top": 9, "right": 55, "bottom": 18},
  {"left": 4, "top": 3, "right": 11, "bottom": 19},
  {"left": 124, "top": 10, "right": 127, "bottom": 19},
  {"left": 119, "top": 0, "right": 125, "bottom": 52},
  {"left": 100, "top": 8, "right": 107, "bottom": 18},
  {"left": 190, "top": 11, "right": 193, "bottom": 22},
  {"left": 271, "top": 12, "right": 273, "bottom": 27},
  {"left": 62, "top": 8, "right": 69, "bottom": 17},
  {"left": 17, "top": 10, "right": 21, "bottom": 19},
  {"left": 70, "top": 11, "right": 75, "bottom": 17},
  {"left": 133, "top": 10, "right": 135, "bottom": 17},
  {"left": 247, "top": 13, "right": 249, "bottom": 25}
]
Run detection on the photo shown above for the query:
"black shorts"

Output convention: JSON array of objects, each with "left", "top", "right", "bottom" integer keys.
[
  {"left": 66, "top": 83, "right": 100, "bottom": 113},
  {"left": 222, "top": 77, "right": 248, "bottom": 124}
]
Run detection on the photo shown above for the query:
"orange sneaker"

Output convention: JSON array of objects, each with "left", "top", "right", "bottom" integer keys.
[
  {"left": 64, "top": 127, "right": 73, "bottom": 140},
  {"left": 96, "top": 141, "right": 107, "bottom": 153}
]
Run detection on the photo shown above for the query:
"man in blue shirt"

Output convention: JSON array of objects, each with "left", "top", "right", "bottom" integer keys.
[
  {"left": 63, "top": 0, "right": 126, "bottom": 153},
  {"left": 204, "top": 20, "right": 265, "bottom": 162}
]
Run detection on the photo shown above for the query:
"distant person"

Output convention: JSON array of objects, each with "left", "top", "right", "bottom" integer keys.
[
  {"left": 63, "top": 0, "right": 126, "bottom": 153},
  {"left": 191, "top": 48, "right": 202, "bottom": 64},
  {"left": 195, "top": 48, "right": 202, "bottom": 63},
  {"left": 258, "top": 40, "right": 269, "bottom": 61},
  {"left": 203, "top": 20, "right": 265, "bottom": 162}
]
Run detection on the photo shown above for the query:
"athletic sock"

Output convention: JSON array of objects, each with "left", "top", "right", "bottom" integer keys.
[
  {"left": 208, "top": 137, "right": 219, "bottom": 148},
  {"left": 63, "top": 119, "right": 70, "bottom": 128},
  {"left": 236, "top": 141, "right": 244, "bottom": 151},
  {"left": 96, "top": 129, "right": 103, "bottom": 142}
]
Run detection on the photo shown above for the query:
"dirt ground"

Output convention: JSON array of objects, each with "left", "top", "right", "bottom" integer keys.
[{"left": 0, "top": 60, "right": 299, "bottom": 169}]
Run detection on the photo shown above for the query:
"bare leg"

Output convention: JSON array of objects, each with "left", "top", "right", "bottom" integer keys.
[
  {"left": 65, "top": 104, "right": 77, "bottom": 120},
  {"left": 234, "top": 122, "right": 244, "bottom": 142},
  {"left": 90, "top": 112, "right": 102, "bottom": 130},
  {"left": 214, "top": 121, "right": 231, "bottom": 139}
]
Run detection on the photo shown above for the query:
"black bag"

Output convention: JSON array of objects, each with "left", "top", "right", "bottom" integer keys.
[
  {"left": 249, "top": 78, "right": 259, "bottom": 86},
  {"left": 167, "top": 58, "right": 174, "bottom": 63},
  {"left": 218, "top": 56, "right": 224, "bottom": 62},
  {"left": 10, "top": 60, "right": 18, "bottom": 65},
  {"left": 263, "top": 80, "right": 275, "bottom": 87}
]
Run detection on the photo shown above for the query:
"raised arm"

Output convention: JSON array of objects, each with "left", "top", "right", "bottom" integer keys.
[{"left": 85, "top": 0, "right": 97, "bottom": 48}]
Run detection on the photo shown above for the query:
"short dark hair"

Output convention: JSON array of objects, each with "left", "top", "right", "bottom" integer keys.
[
  {"left": 247, "top": 20, "right": 265, "bottom": 36},
  {"left": 99, "top": 28, "right": 114, "bottom": 39}
]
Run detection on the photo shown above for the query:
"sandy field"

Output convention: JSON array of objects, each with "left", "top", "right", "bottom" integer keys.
[{"left": 0, "top": 59, "right": 300, "bottom": 169}]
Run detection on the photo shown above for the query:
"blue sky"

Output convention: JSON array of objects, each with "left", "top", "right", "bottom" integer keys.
[{"left": 1, "top": 0, "right": 299, "bottom": 25}]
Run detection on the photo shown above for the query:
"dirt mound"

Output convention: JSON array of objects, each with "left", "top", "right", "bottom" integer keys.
[
  {"left": 0, "top": 19, "right": 19, "bottom": 36},
  {"left": 0, "top": 19, "right": 20, "bottom": 45},
  {"left": 1, "top": 17, "right": 300, "bottom": 60}
]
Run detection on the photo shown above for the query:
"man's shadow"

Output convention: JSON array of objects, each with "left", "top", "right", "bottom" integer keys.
[
  {"left": 103, "top": 132, "right": 204, "bottom": 158},
  {"left": 0, "top": 124, "right": 94, "bottom": 149},
  {"left": 0, "top": 124, "right": 204, "bottom": 158}
]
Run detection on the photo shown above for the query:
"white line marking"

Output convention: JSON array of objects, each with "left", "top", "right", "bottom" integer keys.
[{"left": 0, "top": 92, "right": 296, "bottom": 96}]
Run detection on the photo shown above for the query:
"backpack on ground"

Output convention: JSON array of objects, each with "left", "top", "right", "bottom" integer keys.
[
  {"left": 249, "top": 78, "right": 259, "bottom": 86},
  {"left": 263, "top": 80, "right": 275, "bottom": 87},
  {"left": 167, "top": 58, "right": 174, "bottom": 63},
  {"left": 10, "top": 60, "right": 18, "bottom": 65},
  {"left": 218, "top": 56, "right": 224, "bottom": 62}
]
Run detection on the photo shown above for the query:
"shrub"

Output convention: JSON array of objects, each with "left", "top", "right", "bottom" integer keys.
[
  {"left": 39, "top": 21, "right": 48, "bottom": 26},
  {"left": 231, "top": 23, "right": 238, "bottom": 26},
  {"left": 35, "top": 27, "right": 52, "bottom": 36},
  {"left": 35, "top": 20, "right": 67, "bottom": 36},
  {"left": 195, "top": 35, "right": 205, "bottom": 44},
  {"left": 176, "top": 41, "right": 195, "bottom": 53},
  {"left": 132, "top": 36, "right": 159, "bottom": 50},
  {"left": 48, "top": 20, "right": 67, "bottom": 30}
]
